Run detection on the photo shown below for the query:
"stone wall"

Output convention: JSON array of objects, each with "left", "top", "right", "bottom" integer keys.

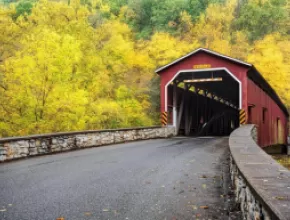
[
  {"left": 229, "top": 125, "right": 290, "bottom": 220},
  {"left": 0, "top": 126, "right": 175, "bottom": 162}
]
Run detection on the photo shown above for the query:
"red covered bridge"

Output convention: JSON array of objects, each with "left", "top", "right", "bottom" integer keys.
[{"left": 156, "top": 48, "right": 289, "bottom": 147}]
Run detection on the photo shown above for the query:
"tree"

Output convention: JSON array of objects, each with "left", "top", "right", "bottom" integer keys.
[
  {"left": 247, "top": 33, "right": 290, "bottom": 108},
  {"left": 0, "top": 27, "right": 88, "bottom": 135},
  {"left": 234, "top": 0, "right": 288, "bottom": 41},
  {"left": 0, "top": 0, "right": 154, "bottom": 137},
  {"left": 0, "top": 0, "right": 289, "bottom": 137},
  {"left": 13, "top": 0, "right": 34, "bottom": 19}
]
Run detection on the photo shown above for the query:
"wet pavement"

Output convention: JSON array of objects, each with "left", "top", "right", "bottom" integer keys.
[{"left": 0, "top": 137, "right": 231, "bottom": 220}]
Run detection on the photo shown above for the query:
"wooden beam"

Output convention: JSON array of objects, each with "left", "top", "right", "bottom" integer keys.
[
  {"left": 176, "top": 92, "right": 185, "bottom": 133},
  {"left": 185, "top": 84, "right": 190, "bottom": 136},
  {"left": 196, "top": 93, "right": 199, "bottom": 133},
  {"left": 173, "top": 81, "right": 178, "bottom": 127},
  {"left": 188, "top": 115, "right": 193, "bottom": 135}
]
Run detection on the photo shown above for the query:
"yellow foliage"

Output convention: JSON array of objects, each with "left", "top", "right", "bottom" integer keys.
[
  {"left": 190, "top": 1, "right": 235, "bottom": 50},
  {"left": 0, "top": 6, "right": 20, "bottom": 63},
  {"left": 0, "top": 0, "right": 153, "bottom": 137},
  {"left": 140, "top": 32, "right": 198, "bottom": 67},
  {"left": 181, "top": 0, "right": 252, "bottom": 59},
  {"left": 248, "top": 34, "right": 290, "bottom": 108},
  {"left": 0, "top": 0, "right": 289, "bottom": 137}
]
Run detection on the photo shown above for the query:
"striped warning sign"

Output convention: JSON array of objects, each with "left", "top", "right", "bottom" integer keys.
[
  {"left": 239, "top": 109, "right": 246, "bottom": 125},
  {"left": 161, "top": 112, "right": 168, "bottom": 126}
]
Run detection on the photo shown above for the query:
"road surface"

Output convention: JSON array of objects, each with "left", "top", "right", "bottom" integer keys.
[{"left": 0, "top": 137, "right": 230, "bottom": 220}]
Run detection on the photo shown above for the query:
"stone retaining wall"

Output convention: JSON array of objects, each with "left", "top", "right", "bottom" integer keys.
[
  {"left": 0, "top": 126, "right": 175, "bottom": 162},
  {"left": 229, "top": 125, "right": 290, "bottom": 220}
]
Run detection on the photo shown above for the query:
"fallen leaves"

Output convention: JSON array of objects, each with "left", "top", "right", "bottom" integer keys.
[
  {"left": 187, "top": 205, "right": 197, "bottom": 210},
  {"left": 84, "top": 212, "right": 92, "bottom": 216},
  {"left": 200, "top": 205, "right": 209, "bottom": 209},
  {"left": 188, "top": 204, "right": 209, "bottom": 210},
  {"left": 56, "top": 218, "right": 65, "bottom": 220}
]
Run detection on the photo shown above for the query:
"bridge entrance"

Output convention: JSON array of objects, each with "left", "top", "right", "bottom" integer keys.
[
  {"left": 166, "top": 68, "right": 240, "bottom": 136},
  {"left": 156, "top": 48, "right": 289, "bottom": 145}
]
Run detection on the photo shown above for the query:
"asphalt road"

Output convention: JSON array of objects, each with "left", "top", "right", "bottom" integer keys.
[{"left": 0, "top": 137, "right": 230, "bottom": 220}]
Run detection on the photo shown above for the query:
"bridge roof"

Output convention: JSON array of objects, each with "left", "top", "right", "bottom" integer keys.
[
  {"left": 155, "top": 48, "right": 289, "bottom": 117},
  {"left": 155, "top": 48, "right": 252, "bottom": 73}
]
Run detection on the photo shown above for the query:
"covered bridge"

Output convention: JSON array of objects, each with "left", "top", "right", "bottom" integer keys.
[{"left": 156, "top": 48, "right": 289, "bottom": 148}]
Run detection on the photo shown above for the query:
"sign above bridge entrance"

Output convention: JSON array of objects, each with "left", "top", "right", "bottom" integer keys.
[{"left": 193, "top": 64, "right": 211, "bottom": 69}]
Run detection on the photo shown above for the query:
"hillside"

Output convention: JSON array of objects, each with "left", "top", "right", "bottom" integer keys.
[{"left": 0, "top": 0, "right": 289, "bottom": 137}]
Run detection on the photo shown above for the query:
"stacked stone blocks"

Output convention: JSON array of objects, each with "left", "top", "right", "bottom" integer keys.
[
  {"left": 0, "top": 127, "right": 175, "bottom": 162},
  {"left": 229, "top": 125, "right": 290, "bottom": 220}
]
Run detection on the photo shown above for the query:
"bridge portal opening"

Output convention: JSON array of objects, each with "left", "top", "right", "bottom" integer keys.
[{"left": 165, "top": 69, "right": 240, "bottom": 136}]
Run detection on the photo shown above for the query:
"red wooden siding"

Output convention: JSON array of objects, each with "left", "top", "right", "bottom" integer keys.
[
  {"left": 247, "top": 79, "right": 287, "bottom": 147},
  {"left": 157, "top": 49, "right": 288, "bottom": 147}
]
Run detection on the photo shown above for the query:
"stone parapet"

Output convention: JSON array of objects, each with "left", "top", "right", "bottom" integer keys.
[
  {"left": 0, "top": 126, "right": 175, "bottom": 162},
  {"left": 229, "top": 125, "right": 290, "bottom": 220}
]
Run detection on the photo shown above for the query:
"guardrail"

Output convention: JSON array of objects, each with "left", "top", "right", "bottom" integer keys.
[
  {"left": 0, "top": 126, "right": 176, "bottom": 162},
  {"left": 229, "top": 125, "right": 290, "bottom": 220}
]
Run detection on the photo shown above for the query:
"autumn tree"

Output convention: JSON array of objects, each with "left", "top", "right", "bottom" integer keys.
[
  {"left": 0, "top": 0, "right": 289, "bottom": 137},
  {"left": 0, "top": 0, "right": 154, "bottom": 137},
  {"left": 248, "top": 34, "right": 290, "bottom": 108}
]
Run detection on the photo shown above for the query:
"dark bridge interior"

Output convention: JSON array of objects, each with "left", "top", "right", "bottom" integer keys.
[{"left": 168, "top": 70, "right": 240, "bottom": 136}]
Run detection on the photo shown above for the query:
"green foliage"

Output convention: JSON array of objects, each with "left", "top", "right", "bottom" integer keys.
[
  {"left": 123, "top": 0, "right": 219, "bottom": 39},
  {"left": 124, "top": 0, "right": 155, "bottom": 39},
  {"left": 13, "top": 0, "right": 34, "bottom": 19},
  {"left": 0, "top": 0, "right": 18, "bottom": 5},
  {"left": 103, "top": 0, "right": 127, "bottom": 15},
  {"left": 234, "top": 0, "right": 287, "bottom": 41}
]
